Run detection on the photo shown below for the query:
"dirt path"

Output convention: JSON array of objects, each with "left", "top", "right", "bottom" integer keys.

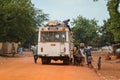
[
  {"left": 92, "top": 51, "right": 120, "bottom": 80},
  {"left": 0, "top": 52, "right": 101, "bottom": 80}
]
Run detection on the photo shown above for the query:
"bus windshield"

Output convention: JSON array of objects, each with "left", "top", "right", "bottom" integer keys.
[{"left": 41, "top": 32, "right": 66, "bottom": 42}]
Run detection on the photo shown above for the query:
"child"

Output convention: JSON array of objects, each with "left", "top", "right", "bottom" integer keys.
[
  {"left": 98, "top": 56, "right": 101, "bottom": 70},
  {"left": 88, "top": 55, "right": 93, "bottom": 68}
]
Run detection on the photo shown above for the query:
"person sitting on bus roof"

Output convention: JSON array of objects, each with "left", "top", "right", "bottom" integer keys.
[{"left": 62, "top": 19, "right": 71, "bottom": 31}]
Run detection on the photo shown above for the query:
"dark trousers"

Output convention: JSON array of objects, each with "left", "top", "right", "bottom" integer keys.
[
  {"left": 73, "top": 55, "right": 77, "bottom": 65},
  {"left": 98, "top": 63, "right": 101, "bottom": 70},
  {"left": 34, "top": 55, "right": 38, "bottom": 63}
]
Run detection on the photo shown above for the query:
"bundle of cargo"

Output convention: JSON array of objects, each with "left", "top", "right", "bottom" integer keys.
[{"left": 80, "top": 43, "right": 85, "bottom": 47}]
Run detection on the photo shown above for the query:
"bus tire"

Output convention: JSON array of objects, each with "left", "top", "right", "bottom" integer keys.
[
  {"left": 41, "top": 58, "right": 51, "bottom": 64},
  {"left": 63, "top": 58, "right": 70, "bottom": 65},
  {"left": 46, "top": 58, "right": 51, "bottom": 64}
]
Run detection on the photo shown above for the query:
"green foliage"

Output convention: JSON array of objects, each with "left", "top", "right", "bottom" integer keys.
[
  {"left": 0, "top": 0, "right": 49, "bottom": 44},
  {"left": 71, "top": 16, "right": 100, "bottom": 46},
  {"left": 106, "top": 0, "right": 120, "bottom": 42},
  {"left": 93, "top": 0, "right": 120, "bottom": 42}
]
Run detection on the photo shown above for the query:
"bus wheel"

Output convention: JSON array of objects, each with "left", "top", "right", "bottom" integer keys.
[
  {"left": 63, "top": 58, "right": 70, "bottom": 65},
  {"left": 46, "top": 59, "right": 51, "bottom": 64},
  {"left": 41, "top": 58, "right": 51, "bottom": 64},
  {"left": 41, "top": 58, "right": 46, "bottom": 64}
]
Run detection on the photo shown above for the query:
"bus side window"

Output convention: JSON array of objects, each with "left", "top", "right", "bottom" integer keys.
[
  {"left": 41, "top": 34, "right": 44, "bottom": 41},
  {"left": 55, "top": 34, "right": 59, "bottom": 39},
  {"left": 62, "top": 34, "right": 65, "bottom": 39},
  {"left": 42, "top": 35, "right": 46, "bottom": 41},
  {"left": 41, "top": 32, "right": 49, "bottom": 41},
  {"left": 55, "top": 34, "right": 59, "bottom": 41},
  {"left": 62, "top": 34, "right": 65, "bottom": 40},
  {"left": 49, "top": 32, "right": 54, "bottom": 42},
  {"left": 45, "top": 33, "right": 49, "bottom": 41},
  {"left": 61, "top": 33, "right": 66, "bottom": 41}
]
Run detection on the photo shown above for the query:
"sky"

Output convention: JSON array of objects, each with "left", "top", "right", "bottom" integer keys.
[{"left": 31, "top": 0, "right": 110, "bottom": 26}]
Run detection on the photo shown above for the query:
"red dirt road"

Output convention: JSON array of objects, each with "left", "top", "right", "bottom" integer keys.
[{"left": 0, "top": 52, "right": 101, "bottom": 80}]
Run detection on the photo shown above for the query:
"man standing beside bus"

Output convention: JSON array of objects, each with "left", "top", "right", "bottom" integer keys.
[{"left": 31, "top": 45, "right": 38, "bottom": 63}]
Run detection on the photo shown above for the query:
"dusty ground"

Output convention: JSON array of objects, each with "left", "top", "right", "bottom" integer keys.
[
  {"left": 92, "top": 51, "right": 120, "bottom": 80},
  {"left": 0, "top": 51, "right": 100, "bottom": 80}
]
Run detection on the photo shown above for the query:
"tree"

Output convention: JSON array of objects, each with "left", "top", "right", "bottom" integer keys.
[
  {"left": 0, "top": 0, "right": 49, "bottom": 44},
  {"left": 99, "top": 20, "right": 114, "bottom": 46},
  {"left": 93, "top": 0, "right": 120, "bottom": 42},
  {"left": 106, "top": 0, "right": 120, "bottom": 42},
  {"left": 71, "top": 16, "right": 100, "bottom": 46},
  {"left": 24, "top": 9, "right": 49, "bottom": 47}
]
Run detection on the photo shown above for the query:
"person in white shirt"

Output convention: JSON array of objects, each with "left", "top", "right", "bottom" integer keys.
[{"left": 76, "top": 43, "right": 85, "bottom": 66}]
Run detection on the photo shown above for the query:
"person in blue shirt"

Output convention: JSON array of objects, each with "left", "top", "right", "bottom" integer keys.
[
  {"left": 18, "top": 46, "right": 23, "bottom": 54},
  {"left": 85, "top": 46, "right": 91, "bottom": 65}
]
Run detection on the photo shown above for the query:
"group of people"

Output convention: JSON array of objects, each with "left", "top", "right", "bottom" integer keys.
[
  {"left": 73, "top": 43, "right": 93, "bottom": 67},
  {"left": 73, "top": 43, "right": 101, "bottom": 69}
]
